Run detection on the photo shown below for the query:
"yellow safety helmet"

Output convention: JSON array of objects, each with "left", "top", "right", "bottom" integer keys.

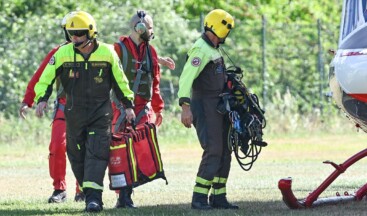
[
  {"left": 61, "top": 12, "right": 77, "bottom": 42},
  {"left": 65, "top": 11, "right": 97, "bottom": 39},
  {"left": 204, "top": 9, "right": 234, "bottom": 39},
  {"left": 61, "top": 12, "right": 75, "bottom": 28}
]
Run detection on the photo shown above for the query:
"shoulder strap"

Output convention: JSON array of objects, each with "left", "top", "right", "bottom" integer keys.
[
  {"left": 145, "top": 43, "right": 152, "bottom": 72},
  {"left": 56, "top": 84, "right": 64, "bottom": 97},
  {"left": 118, "top": 41, "right": 128, "bottom": 72}
]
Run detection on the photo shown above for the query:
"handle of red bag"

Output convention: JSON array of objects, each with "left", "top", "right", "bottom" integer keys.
[{"left": 131, "top": 119, "right": 136, "bottom": 131}]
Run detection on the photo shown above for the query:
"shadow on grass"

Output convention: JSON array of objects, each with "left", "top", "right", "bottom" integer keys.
[
  {"left": 0, "top": 201, "right": 365, "bottom": 216},
  {"left": 0, "top": 209, "right": 83, "bottom": 215},
  {"left": 1, "top": 200, "right": 366, "bottom": 216},
  {"left": 102, "top": 200, "right": 367, "bottom": 216},
  {"left": 0, "top": 201, "right": 286, "bottom": 216}
]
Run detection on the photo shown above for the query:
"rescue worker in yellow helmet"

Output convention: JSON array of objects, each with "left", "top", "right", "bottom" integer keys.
[
  {"left": 177, "top": 9, "right": 238, "bottom": 210},
  {"left": 34, "top": 11, "right": 135, "bottom": 213},
  {"left": 19, "top": 12, "right": 86, "bottom": 204}
]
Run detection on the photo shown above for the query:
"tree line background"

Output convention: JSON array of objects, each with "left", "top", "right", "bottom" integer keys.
[{"left": 0, "top": 0, "right": 344, "bottom": 131}]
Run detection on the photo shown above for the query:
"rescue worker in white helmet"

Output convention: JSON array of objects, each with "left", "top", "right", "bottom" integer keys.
[
  {"left": 111, "top": 10, "right": 169, "bottom": 209},
  {"left": 34, "top": 11, "right": 135, "bottom": 213},
  {"left": 177, "top": 9, "right": 238, "bottom": 210}
]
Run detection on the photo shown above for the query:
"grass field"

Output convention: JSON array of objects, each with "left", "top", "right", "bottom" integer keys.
[{"left": 1, "top": 119, "right": 367, "bottom": 215}]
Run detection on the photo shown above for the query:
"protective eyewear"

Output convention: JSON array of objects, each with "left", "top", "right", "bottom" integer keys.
[
  {"left": 67, "top": 30, "right": 88, "bottom": 37},
  {"left": 221, "top": 20, "right": 233, "bottom": 29}
]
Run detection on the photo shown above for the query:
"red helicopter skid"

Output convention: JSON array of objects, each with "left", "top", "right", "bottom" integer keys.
[
  {"left": 278, "top": 148, "right": 367, "bottom": 208},
  {"left": 278, "top": 177, "right": 304, "bottom": 209}
]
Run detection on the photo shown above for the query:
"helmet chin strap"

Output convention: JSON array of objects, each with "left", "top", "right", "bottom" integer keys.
[
  {"left": 73, "top": 41, "right": 85, "bottom": 47},
  {"left": 74, "top": 39, "right": 92, "bottom": 49}
]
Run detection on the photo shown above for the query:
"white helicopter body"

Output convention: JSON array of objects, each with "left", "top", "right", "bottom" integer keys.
[{"left": 329, "top": 0, "right": 367, "bottom": 131}]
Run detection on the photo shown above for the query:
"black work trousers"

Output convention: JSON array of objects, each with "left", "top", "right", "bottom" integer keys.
[
  {"left": 65, "top": 101, "right": 112, "bottom": 192},
  {"left": 191, "top": 96, "right": 231, "bottom": 181}
]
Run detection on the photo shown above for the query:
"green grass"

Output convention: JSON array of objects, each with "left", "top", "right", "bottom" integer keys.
[
  {"left": 1, "top": 133, "right": 367, "bottom": 215},
  {"left": 2, "top": 114, "right": 367, "bottom": 215}
]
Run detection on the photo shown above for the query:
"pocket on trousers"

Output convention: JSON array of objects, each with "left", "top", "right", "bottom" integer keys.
[{"left": 88, "top": 133, "right": 111, "bottom": 161}]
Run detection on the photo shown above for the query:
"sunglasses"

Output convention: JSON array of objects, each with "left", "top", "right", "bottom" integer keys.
[
  {"left": 67, "top": 30, "right": 88, "bottom": 37},
  {"left": 221, "top": 20, "right": 233, "bottom": 30}
]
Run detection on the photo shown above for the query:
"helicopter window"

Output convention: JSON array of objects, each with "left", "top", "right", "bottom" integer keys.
[{"left": 341, "top": 0, "right": 367, "bottom": 41}]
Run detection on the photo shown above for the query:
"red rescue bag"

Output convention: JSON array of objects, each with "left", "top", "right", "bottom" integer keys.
[
  {"left": 108, "top": 122, "right": 167, "bottom": 190},
  {"left": 108, "top": 132, "right": 137, "bottom": 189}
]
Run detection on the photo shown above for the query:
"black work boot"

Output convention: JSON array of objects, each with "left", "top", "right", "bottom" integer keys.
[
  {"left": 86, "top": 201, "right": 102, "bottom": 212},
  {"left": 191, "top": 192, "right": 212, "bottom": 210},
  {"left": 48, "top": 190, "right": 67, "bottom": 203},
  {"left": 115, "top": 186, "right": 136, "bottom": 208},
  {"left": 209, "top": 194, "right": 239, "bottom": 209},
  {"left": 85, "top": 189, "right": 103, "bottom": 213}
]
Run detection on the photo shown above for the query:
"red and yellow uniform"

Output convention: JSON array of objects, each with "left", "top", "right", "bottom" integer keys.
[{"left": 112, "top": 36, "right": 164, "bottom": 130}]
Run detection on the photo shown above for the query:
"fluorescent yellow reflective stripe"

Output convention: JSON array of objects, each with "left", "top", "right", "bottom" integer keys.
[
  {"left": 195, "top": 176, "right": 212, "bottom": 186},
  {"left": 89, "top": 131, "right": 95, "bottom": 135},
  {"left": 213, "top": 177, "right": 227, "bottom": 184},
  {"left": 149, "top": 173, "right": 157, "bottom": 179},
  {"left": 193, "top": 186, "right": 210, "bottom": 195},
  {"left": 150, "top": 128, "right": 162, "bottom": 171},
  {"left": 83, "top": 181, "right": 103, "bottom": 191},
  {"left": 128, "top": 138, "right": 138, "bottom": 182},
  {"left": 99, "top": 69, "right": 102, "bottom": 76},
  {"left": 77, "top": 144, "right": 80, "bottom": 150},
  {"left": 211, "top": 187, "right": 226, "bottom": 195},
  {"left": 78, "top": 184, "right": 83, "bottom": 192},
  {"left": 110, "top": 143, "right": 126, "bottom": 150}
]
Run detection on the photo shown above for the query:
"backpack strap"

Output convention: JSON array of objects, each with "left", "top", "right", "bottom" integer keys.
[
  {"left": 111, "top": 91, "right": 127, "bottom": 133},
  {"left": 132, "top": 43, "right": 152, "bottom": 95},
  {"left": 132, "top": 68, "right": 145, "bottom": 94},
  {"left": 135, "top": 105, "right": 149, "bottom": 124}
]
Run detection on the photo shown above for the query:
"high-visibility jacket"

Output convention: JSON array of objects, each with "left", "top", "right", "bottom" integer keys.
[
  {"left": 177, "top": 34, "right": 226, "bottom": 106},
  {"left": 34, "top": 41, "right": 133, "bottom": 109}
]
